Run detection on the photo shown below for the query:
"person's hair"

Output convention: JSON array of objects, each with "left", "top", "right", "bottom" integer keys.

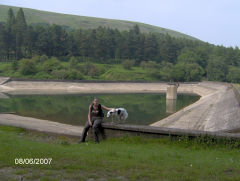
[{"left": 92, "top": 97, "right": 99, "bottom": 105}]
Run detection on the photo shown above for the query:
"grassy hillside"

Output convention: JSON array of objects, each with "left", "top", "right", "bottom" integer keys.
[
  {"left": 0, "top": 4, "right": 198, "bottom": 40},
  {"left": 0, "top": 124, "right": 240, "bottom": 180}
]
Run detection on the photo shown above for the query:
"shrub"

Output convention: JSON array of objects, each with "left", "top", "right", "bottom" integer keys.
[
  {"left": 67, "top": 70, "right": 84, "bottom": 80},
  {"left": 43, "top": 57, "right": 61, "bottom": 73},
  {"left": 226, "top": 66, "right": 240, "bottom": 83},
  {"left": 140, "top": 61, "right": 147, "bottom": 69},
  {"left": 69, "top": 57, "right": 78, "bottom": 69},
  {"left": 146, "top": 68, "right": 161, "bottom": 79},
  {"left": 52, "top": 69, "right": 84, "bottom": 80},
  {"left": 19, "top": 59, "right": 37, "bottom": 75},
  {"left": 11, "top": 60, "right": 18, "bottom": 71},
  {"left": 51, "top": 69, "right": 68, "bottom": 79},
  {"left": 80, "top": 62, "right": 100, "bottom": 77},
  {"left": 171, "top": 63, "right": 204, "bottom": 81},
  {"left": 140, "top": 61, "right": 159, "bottom": 70},
  {"left": 31, "top": 55, "right": 41, "bottom": 63},
  {"left": 39, "top": 55, "right": 48, "bottom": 62},
  {"left": 31, "top": 55, "right": 48, "bottom": 63},
  {"left": 122, "top": 59, "right": 135, "bottom": 70},
  {"left": 35, "top": 71, "right": 52, "bottom": 79}
]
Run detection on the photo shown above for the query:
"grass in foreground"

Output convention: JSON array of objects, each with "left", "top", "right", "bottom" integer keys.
[{"left": 0, "top": 125, "right": 240, "bottom": 181}]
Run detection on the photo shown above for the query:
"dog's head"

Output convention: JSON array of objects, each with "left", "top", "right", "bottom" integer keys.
[
  {"left": 107, "top": 109, "right": 115, "bottom": 117},
  {"left": 107, "top": 108, "right": 128, "bottom": 121}
]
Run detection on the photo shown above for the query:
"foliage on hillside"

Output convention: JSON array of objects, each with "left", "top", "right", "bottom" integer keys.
[
  {"left": 0, "top": 8, "right": 240, "bottom": 83},
  {"left": 0, "top": 4, "right": 197, "bottom": 40}
]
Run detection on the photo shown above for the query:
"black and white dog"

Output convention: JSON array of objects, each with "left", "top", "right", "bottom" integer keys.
[{"left": 107, "top": 108, "right": 128, "bottom": 123}]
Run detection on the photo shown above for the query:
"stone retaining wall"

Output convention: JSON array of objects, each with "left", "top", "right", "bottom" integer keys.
[{"left": 101, "top": 123, "right": 240, "bottom": 140}]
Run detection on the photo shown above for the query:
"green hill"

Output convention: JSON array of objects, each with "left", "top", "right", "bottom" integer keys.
[{"left": 0, "top": 4, "right": 198, "bottom": 40}]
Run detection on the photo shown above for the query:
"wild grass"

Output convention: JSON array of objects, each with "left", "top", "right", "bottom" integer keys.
[{"left": 0, "top": 124, "right": 239, "bottom": 180}]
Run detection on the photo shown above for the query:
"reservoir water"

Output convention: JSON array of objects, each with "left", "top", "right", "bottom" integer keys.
[{"left": 0, "top": 93, "right": 200, "bottom": 125}]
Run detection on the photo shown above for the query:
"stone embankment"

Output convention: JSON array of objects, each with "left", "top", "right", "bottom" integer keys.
[{"left": 151, "top": 82, "right": 240, "bottom": 132}]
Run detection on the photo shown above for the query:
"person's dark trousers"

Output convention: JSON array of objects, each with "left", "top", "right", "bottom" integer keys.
[{"left": 80, "top": 117, "right": 104, "bottom": 143}]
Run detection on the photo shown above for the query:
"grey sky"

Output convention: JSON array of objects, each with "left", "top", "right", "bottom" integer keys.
[{"left": 0, "top": 0, "right": 239, "bottom": 47}]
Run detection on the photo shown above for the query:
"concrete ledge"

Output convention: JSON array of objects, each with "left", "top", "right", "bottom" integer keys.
[
  {"left": 102, "top": 123, "right": 240, "bottom": 139},
  {"left": 0, "top": 77, "right": 10, "bottom": 85},
  {"left": 7, "top": 77, "right": 200, "bottom": 84},
  {"left": 1, "top": 113, "right": 240, "bottom": 140},
  {"left": 220, "top": 128, "right": 240, "bottom": 134},
  {"left": 0, "top": 114, "right": 83, "bottom": 138}
]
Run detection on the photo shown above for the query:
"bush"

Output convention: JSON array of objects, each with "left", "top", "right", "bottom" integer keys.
[
  {"left": 31, "top": 55, "right": 48, "bottom": 63},
  {"left": 226, "top": 66, "right": 240, "bottom": 83},
  {"left": 146, "top": 68, "right": 161, "bottom": 79},
  {"left": 140, "top": 61, "right": 147, "bottom": 69},
  {"left": 52, "top": 69, "right": 84, "bottom": 80},
  {"left": 69, "top": 57, "right": 78, "bottom": 69},
  {"left": 140, "top": 61, "right": 159, "bottom": 70},
  {"left": 88, "top": 66, "right": 99, "bottom": 77},
  {"left": 66, "top": 70, "right": 84, "bottom": 80},
  {"left": 206, "top": 56, "right": 227, "bottom": 81},
  {"left": 39, "top": 55, "right": 48, "bottom": 62},
  {"left": 43, "top": 57, "right": 61, "bottom": 73},
  {"left": 122, "top": 60, "right": 135, "bottom": 70},
  {"left": 171, "top": 63, "right": 204, "bottom": 81},
  {"left": 11, "top": 60, "right": 18, "bottom": 71},
  {"left": 159, "top": 62, "right": 173, "bottom": 81},
  {"left": 35, "top": 71, "right": 53, "bottom": 79},
  {"left": 19, "top": 59, "right": 37, "bottom": 75},
  {"left": 80, "top": 62, "right": 100, "bottom": 77},
  {"left": 140, "top": 61, "right": 161, "bottom": 79},
  {"left": 51, "top": 69, "right": 68, "bottom": 79}
]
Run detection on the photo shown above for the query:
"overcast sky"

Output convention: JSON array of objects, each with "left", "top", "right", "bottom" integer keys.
[{"left": 0, "top": 0, "right": 239, "bottom": 47}]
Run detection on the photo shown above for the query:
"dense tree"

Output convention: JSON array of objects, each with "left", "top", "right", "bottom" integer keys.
[
  {"left": 171, "top": 63, "right": 204, "bottom": 81},
  {"left": 177, "top": 49, "right": 201, "bottom": 64},
  {"left": 48, "top": 24, "right": 68, "bottom": 57},
  {"left": 0, "top": 24, "right": 7, "bottom": 60},
  {"left": 226, "top": 66, "right": 240, "bottom": 83},
  {"left": 0, "top": 8, "right": 240, "bottom": 82},
  {"left": 35, "top": 26, "right": 50, "bottom": 55},
  {"left": 15, "top": 8, "right": 27, "bottom": 60},
  {"left": 206, "top": 55, "right": 228, "bottom": 81},
  {"left": 6, "top": 8, "right": 16, "bottom": 60}
]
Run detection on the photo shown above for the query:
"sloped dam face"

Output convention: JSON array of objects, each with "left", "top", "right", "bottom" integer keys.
[{"left": 0, "top": 93, "right": 200, "bottom": 126}]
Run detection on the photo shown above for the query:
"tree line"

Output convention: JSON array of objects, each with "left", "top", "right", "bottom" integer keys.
[{"left": 0, "top": 8, "right": 239, "bottom": 82}]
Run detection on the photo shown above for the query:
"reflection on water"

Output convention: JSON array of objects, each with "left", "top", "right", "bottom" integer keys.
[
  {"left": 0, "top": 93, "right": 200, "bottom": 126},
  {"left": 166, "top": 99, "right": 177, "bottom": 114}
]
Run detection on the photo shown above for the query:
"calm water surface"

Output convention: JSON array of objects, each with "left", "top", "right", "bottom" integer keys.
[{"left": 0, "top": 93, "right": 200, "bottom": 125}]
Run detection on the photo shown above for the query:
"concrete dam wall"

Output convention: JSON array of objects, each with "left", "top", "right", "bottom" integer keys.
[{"left": 0, "top": 77, "right": 239, "bottom": 135}]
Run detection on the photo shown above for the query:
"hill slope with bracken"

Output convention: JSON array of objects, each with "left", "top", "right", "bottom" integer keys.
[{"left": 0, "top": 4, "right": 199, "bottom": 41}]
